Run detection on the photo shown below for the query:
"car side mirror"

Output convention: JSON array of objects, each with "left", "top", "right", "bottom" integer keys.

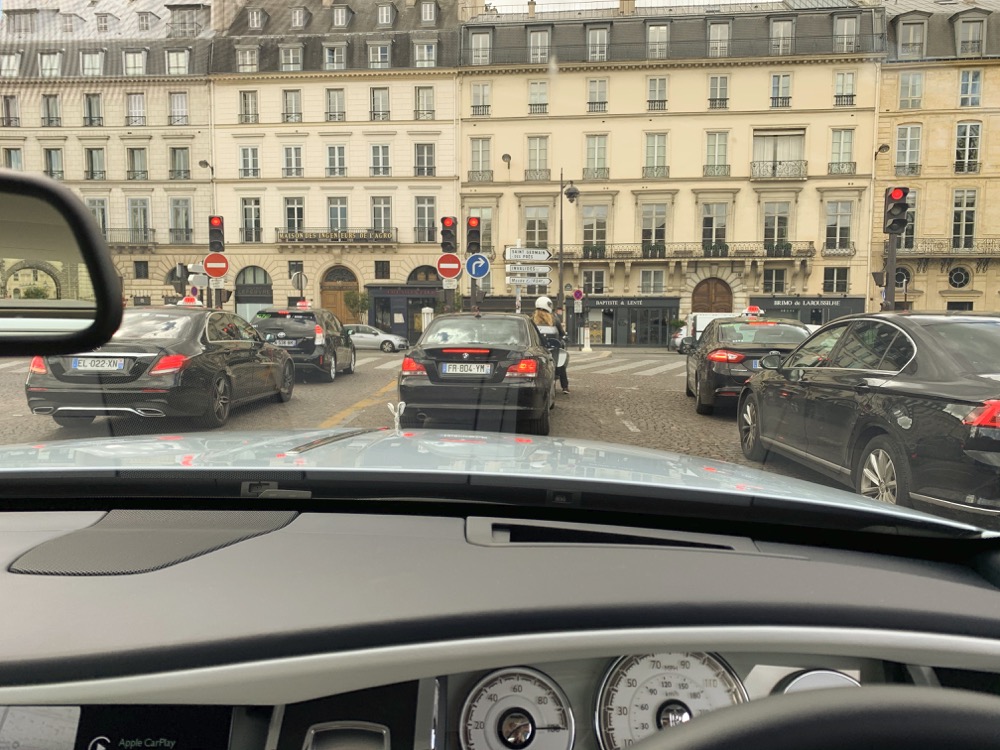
[
  {"left": 759, "top": 353, "right": 784, "bottom": 370},
  {"left": 344, "top": 328, "right": 353, "bottom": 335},
  {"left": 263, "top": 333, "right": 276, "bottom": 342},
  {"left": 679, "top": 336, "right": 695, "bottom": 353}
]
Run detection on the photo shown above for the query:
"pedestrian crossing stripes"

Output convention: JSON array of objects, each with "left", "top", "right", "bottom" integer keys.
[
  {"left": 633, "top": 361, "right": 686, "bottom": 376},
  {"left": 596, "top": 359, "right": 661, "bottom": 374}
]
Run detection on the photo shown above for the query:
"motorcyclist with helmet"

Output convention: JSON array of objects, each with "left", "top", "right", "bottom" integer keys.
[{"left": 532, "top": 296, "right": 570, "bottom": 394}]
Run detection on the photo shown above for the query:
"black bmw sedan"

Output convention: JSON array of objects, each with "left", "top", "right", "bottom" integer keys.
[
  {"left": 397, "top": 313, "right": 557, "bottom": 435},
  {"left": 738, "top": 313, "right": 1000, "bottom": 527},
  {"left": 26, "top": 306, "right": 294, "bottom": 429}
]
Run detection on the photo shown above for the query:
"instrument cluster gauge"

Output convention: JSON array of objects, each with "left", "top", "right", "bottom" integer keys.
[
  {"left": 595, "top": 652, "right": 748, "bottom": 750},
  {"left": 460, "top": 667, "right": 575, "bottom": 750}
]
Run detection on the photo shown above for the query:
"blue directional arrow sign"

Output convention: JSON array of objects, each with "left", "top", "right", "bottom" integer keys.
[{"left": 466, "top": 253, "right": 491, "bottom": 279}]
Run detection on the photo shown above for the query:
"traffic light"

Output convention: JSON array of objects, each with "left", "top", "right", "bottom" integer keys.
[
  {"left": 883, "top": 187, "right": 909, "bottom": 234},
  {"left": 208, "top": 215, "right": 225, "bottom": 253},
  {"left": 466, "top": 216, "right": 482, "bottom": 255},
  {"left": 440, "top": 216, "right": 457, "bottom": 253}
]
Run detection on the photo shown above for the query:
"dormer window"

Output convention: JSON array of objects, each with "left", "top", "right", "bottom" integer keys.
[
  {"left": 61, "top": 14, "right": 76, "bottom": 33},
  {"left": 898, "top": 20, "right": 926, "bottom": 58},
  {"left": 959, "top": 18, "right": 984, "bottom": 55},
  {"left": 0, "top": 53, "right": 20, "bottom": 77},
  {"left": 6, "top": 11, "right": 37, "bottom": 34},
  {"left": 377, "top": 4, "right": 394, "bottom": 26},
  {"left": 333, "top": 6, "right": 349, "bottom": 27},
  {"left": 421, "top": 2, "right": 436, "bottom": 22},
  {"left": 170, "top": 8, "right": 200, "bottom": 37},
  {"left": 97, "top": 14, "right": 110, "bottom": 33},
  {"left": 138, "top": 13, "right": 152, "bottom": 31},
  {"left": 248, "top": 9, "right": 263, "bottom": 29},
  {"left": 280, "top": 45, "right": 303, "bottom": 71},
  {"left": 291, "top": 7, "right": 306, "bottom": 27},
  {"left": 39, "top": 52, "right": 62, "bottom": 77}
]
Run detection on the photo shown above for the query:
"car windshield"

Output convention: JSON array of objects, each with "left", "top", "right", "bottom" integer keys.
[{"left": 717, "top": 322, "right": 809, "bottom": 346}]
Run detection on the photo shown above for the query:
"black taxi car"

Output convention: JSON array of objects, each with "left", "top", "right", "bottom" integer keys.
[{"left": 251, "top": 306, "right": 356, "bottom": 382}]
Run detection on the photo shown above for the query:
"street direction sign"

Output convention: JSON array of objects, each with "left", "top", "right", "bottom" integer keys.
[
  {"left": 437, "top": 253, "right": 463, "bottom": 279},
  {"left": 466, "top": 254, "right": 491, "bottom": 279},
  {"left": 505, "top": 264, "right": 550, "bottom": 274},
  {"left": 203, "top": 253, "right": 229, "bottom": 278},
  {"left": 506, "top": 276, "right": 552, "bottom": 286},
  {"left": 209, "top": 276, "right": 226, "bottom": 289},
  {"left": 504, "top": 247, "right": 551, "bottom": 261},
  {"left": 442, "top": 278, "right": 459, "bottom": 290}
]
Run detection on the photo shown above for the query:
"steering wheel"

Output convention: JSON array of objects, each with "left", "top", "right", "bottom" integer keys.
[{"left": 633, "top": 685, "right": 1000, "bottom": 750}]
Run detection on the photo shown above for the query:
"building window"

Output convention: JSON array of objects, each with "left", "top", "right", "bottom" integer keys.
[
  {"left": 126, "top": 93, "right": 145, "bottom": 125},
  {"left": 588, "top": 79, "right": 608, "bottom": 113},
  {"left": 415, "top": 86, "right": 434, "bottom": 119},
  {"left": 415, "top": 196, "right": 436, "bottom": 241},
  {"left": 39, "top": 52, "right": 61, "bottom": 77},
  {"left": 644, "top": 133, "right": 668, "bottom": 178},
  {"left": 528, "top": 80, "right": 547, "bottom": 114},
  {"left": 583, "top": 270, "right": 605, "bottom": 295},
  {"left": 527, "top": 136, "right": 548, "bottom": 180},
  {"left": 947, "top": 300, "right": 973, "bottom": 311},
  {"left": 239, "top": 90, "right": 258, "bottom": 123},
  {"left": 369, "top": 43, "right": 390, "bottom": 69},
  {"left": 956, "top": 122, "right": 981, "bottom": 173},
  {"left": 584, "top": 135, "right": 608, "bottom": 179},
  {"left": 62, "top": 14, "right": 76, "bottom": 33},
  {"left": 902, "top": 189, "right": 917, "bottom": 249},
  {"left": 371, "top": 87, "right": 390, "bottom": 120},
  {"left": 588, "top": 28, "right": 608, "bottom": 61},
  {"left": 327, "top": 144, "right": 347, "bottom": 177},
  {"left": 472, "top": 82, "right": 491, "bottom": 116},
  {"left": 1, "top": 147, "right": 21, "bottom": 170},
  {"left": 647, "top": 24, "right": 668, "bottom": 59},
  {"left": 825, "top": 201, "right": 852, "bottom": 250},
  {"left": 524, "top": 206, "right": 548, "bottom": 248},
  {"left": 834, "top": 16, "right": 858, "bottom": 52},
  {"left": 415, "top": 143, "right": 435, "bottom": 176},
  {"left": 239, "top": 146, "right": 259, "bottom": 178},
  {"left": 648, "top": 76, "right": 667, "bottom": 111},
  {"left": 124, "top": 50, "right": 146, "bottom": 75},
  {"left": 949, "top": 266, "right": 971, "bottom": 289},
  {"left": 899, "top": 72, "right": 922, "bottom": 108},
  {"left": 169, "top": 198, "right": 193, "bottom": 244},
  {"left": 0, "top": 95, "right": 18, "bottom": 127},
  {"left": 87, "top": 198, "right": 108, "bottom": 233},
  {"left": 169, "top": 92, "right": 188, "bottom": 125},
  {"left": 372, "top": 197, "right": 392, "bottom": 231},
  {"left": 830, "top": 129, "right": 855, "bottom": 173},
  {"left": 709, "top": 75, "right": 728, "bottom": 108},
  {"left": 763, "top": 202, "right": 790, "bottom": 246},
  {"left": 414, "top": 43, "right": 436, "bottom": 67},
  {"left": 134, "top": 261, "right": 149, "bottom": 280},
  {"left": 280, "top": 46, "right": 303, "bottom": 71},
  {"left": 43, "top": 148, "right": 63, "bottom": 179},
  {"left": 960, "top": 70, "right": 981, "bottom": 107},
  {"left": 241, "top": 198, "right": 262, "bottom": 242},
  {"left": 899, "top": 21, "right": 925, "bottom": 58},
  {"left": 421, "top": 2, "right": 435, "bottom": 22},
  {"left": 375, "top": 261, "right": 391, "bottom": 280},
  {"left": 166, "top": 49, "right": 189, "bottom": 75},
  {"left": 247, "top": 9, "right": 263, "bottom": 29},
  {"left": 471, "top": 137, "right": 491, "bottom": 174},
  {"left": 128, "top": 198, "right": 150, "bottom": 240},
  {"left": 138, "top": 13, "right": 152, "bottom": 31},
  {"left": 126, "top": 147, "right": 148, "bottom": 180},
  {"left": 895, "top": 124, "right": 921, "bottom": 175},
  {"left": 702, "top": 203, "right": 727, "bottom": 246},
  {"left": 953, "top": 189, "right": 976, "bottom": 249},
  {"left": 333, "top": 7, "right": 348, "bottom": 27},
  {"left": 752, "top": 131, "right": 805, "bottom": 177},
  {"left": 328, "top": 197, "right": 348, "bottom": 230},
  {"left": 529, "top": 29, "right": 550, "bottom": 63},
  {"left": 471, "top": 33, "right": 491, "bottom": 65},
  {"left": 283, "top": 89, "right": 302, "bottom": 123},
  {"left": 708, "top": 22, "right": 729, "bottom": 57},
  {"left": 582, "top": 205, "right": 608, "bottom": 250},
  {"left": 0, "top": 53, "right": 20, "bottom": 77},
  {"left": 326, "top": 88, "right": 345, "bottom": 121},
  {"left": 283, "top": 146, "right": 304, "bottom": 178},
  {"left": 770, "top": 73, "right": 791, "bottom": 107},
  {"left": 236, "top": 48, "right": 258, "bottom": 72},
  {"left": 8, "top": 12, "right": 37, "bottom": 34},
  {"left": 370, "top": 144, "right": 390, "bottom": 177},
  {"left": 284, "top": 198, "right": 304, "bottom": 231},
  {"left": 377, "top": 5, "right": 393, "bottom": 25},
  {"left": 80, "top": 50, "right": 103, "bottom": 76},
  {"left": 641, "top": 203, "right": 667, "bottom": 253},
  {"left": 705, "top": 132, "right": 728, "bottom": 175},
  {"left": 84, "top": 148, "right": 105, "bottom": 179},
  {"left": 763, "top": 269, "right": 786, "bottom": 293},
  {"left": 770, "top": 19, "right": 793, "bottom": 55},
  {"left": 41, "top": 94, "right": 60, "bottom": 126},
  {"left": 291, "top": 8, "right": 306, "bottom": 27},
  {"left": 324, "top": 45, "right": 346, "bottom": 70},
  {"left": 960, "top": 19, "right": 984, "bottom": 55},
  {"left": 823, "top": 267, "right": 848, "bottom": 293},
  {"left": 169, "top": 147, "right": 190, "bottom": 179},
  {"left": 834, "top": 71, "right": 855, "bottom": 105}
]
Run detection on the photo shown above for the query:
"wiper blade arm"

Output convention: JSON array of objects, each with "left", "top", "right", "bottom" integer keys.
[{"left": 285, "top": 428, "right": 385, "bottom": 456}]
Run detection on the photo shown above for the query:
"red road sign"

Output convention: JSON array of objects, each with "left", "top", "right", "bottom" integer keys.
[
  {"left": 203, "top": 252, "right": 229, "bottom": 279},
  {"left": 437, "top": 253, "right": 462, "bottom": 279}
]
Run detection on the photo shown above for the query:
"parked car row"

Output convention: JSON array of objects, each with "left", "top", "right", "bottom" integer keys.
[{"left": 684, "top": 311, "right": 1000, "bottom": 529}]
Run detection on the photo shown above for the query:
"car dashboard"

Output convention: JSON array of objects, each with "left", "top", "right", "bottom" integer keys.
[{"left": 0, "top": 508, "right": 999, "bottom": 750}]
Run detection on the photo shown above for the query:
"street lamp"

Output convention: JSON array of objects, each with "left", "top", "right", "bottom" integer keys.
[
  {"left": 558, "top": 168, "right": 580, "bottom": 316},
  {"left": 198, "top": 160, "right": 216, "bottom": 215}
]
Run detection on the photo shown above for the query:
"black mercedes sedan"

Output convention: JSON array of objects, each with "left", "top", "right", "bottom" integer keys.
[
  {"left": 397, "top": 313, "right": 557, "bottom": 435},
  {"left": 683, "top": 316, "right": 811, "bottom": 415},
  {"left": 26, "top": 306, "right": 294, "bottom": 429},
  {"left": 738, "top": 313, "right": 1000, "bottom": 527}
]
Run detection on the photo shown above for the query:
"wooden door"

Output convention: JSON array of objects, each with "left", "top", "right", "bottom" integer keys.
[{"left": 691, "top": 278, "right": 733, "bottom": 313}]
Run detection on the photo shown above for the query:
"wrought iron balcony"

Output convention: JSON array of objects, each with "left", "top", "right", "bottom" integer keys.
[
  {"left": 169, "top": 115, "right": 189, "bottom": 125},
  {"left": 828, "top": 161, "right": 856, "bottom": 175},
  {"left": 647, "top": 42, "right": 668, "bottom": 59},
  {"left": 770, "top": 40, "right": 794, "bottom": 55},
  {"left": 642, "top": 166, "right": 670, "bottom": 179},
  {"left": 84, "top": 170, "right": 105, "bottom": 180},
  {"left": 647, "top": 99, "right": 667, "bottom": 111},
  {"left": 83, "top": 116, "right": 102, "bottom": 126},
  {"left": 529, "top": 103, "right": 547, "bottom": 115},
  {"left": 895, "top": 163, "right": 921, "bottom": 176},
  {"left": 0, "top": 116, "right": 19, "bottom": 127},
  {"left": 239, "top": 168, "right": 260, "bottom": 178},
  {"left": 834, "top": 94, "right": 855, "bottom": 106},
  {"left": 327, "top": 111, "right": 346, "bottom": 122},
  {"left": 822, "top": 240, "right": 856, "bottom": 256},
  {"left": 125, "top": 115, "right": 145, "bottom": 126},
  {"left": 703, "top": 164, "right": 731, "bottom": 177},
  {"left": 525, "top": 169, "right": 550, "bottom": 181},
  {"left": 414, "top": 109, "right": 435, "bottom": 120},
  {"left": 588, "top": 101, "right": 608, "bottom": 113},
  {"left": 241, "top": 228, "right": 263, "bottom": 243},
  {"left": 955, "top": 161, "right": 980, "bottom": 173},
  {"left": 822, "top": 282, "right": 849, "bottom": 293},
  {"left": 370, "top": 166, "right": 391, "bottom": 177},
  {"left": 468, "top": 170, "right": 493, "bottom": 182},
  {"left": 414, "top": 166, "right": 436, "bottom": 177},
  {"left": 43, "top": 170, "right": 63, "bottom": 180},
  {"left": 126, "top": 170, "right": 148, "bottom": 180},
  {"left": 169, "top": 169, "right": 190, "bottom": 180},
  {"left": 169, "top": 228, "right": 193, "bottom": 243},
  {"left": 283, "top": 167, "right": 304, "bottom": 177},
  {"left": 40, "top": 117, "right": 60, "bottom": 126},
  {"left": 583, "top": 167, "right": 610, "bottom": 180},
  {"left": 900, "top": 42, "right": 924, "bottom": 57},
  {"left": 239, "top": 113, "right": 258, "bottom": 124},
  {"left": 558, "top": 241, "right": 815, "bottom": 260},
  {"left": 413, "top": 226, "right": 437, "bottom": 243},
  {"left": 770, "top": 96, "right": 791, "bottom": 108},
  {"left": 884, "top": 237, "right": 1000, "bottom": 256},
  {"left": 105, "top": 228, "right": 156, "bottom": 246},
  {"left": 370, "top": 110, "right": 390, "bottom": 121},
  {"left": 471, "top": 104, "right": 491, "bottom": 117},
  {"left": 167, "top": 22, "right": 201, "bottom": 37},
  {"left": 273, "top": 226, "right": 398, "bottom": 244},
  {"left": 283, "top": 112, "right": 302, "bottom": 123},
  {"left": 326, "top": 166, "right": 347, "bottom": 177},
  {"left": 833, "top": 36, "right": 859, "bottom": 53},
  {"left": 708, "top": 98, "right": 728, "bottom": 109},
  {"left": 960, "top": 40, "right": 983, "bottom": 55},
  {"left": 751, "top": 160, "right": 807, "bottom": 179}
]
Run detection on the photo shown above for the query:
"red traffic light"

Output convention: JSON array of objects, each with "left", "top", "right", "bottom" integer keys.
[
  {"left": 209, "top": 215, "right": 223, "bottom": 227},
  {"left": 889, "top": 188, "right": 906, "bottom": 201},
  {"left": 467, "top": 217, "right": 480, "bottom": 228},
  {"left": 441, "top": 217, "right": 455, "bottom": 228}
]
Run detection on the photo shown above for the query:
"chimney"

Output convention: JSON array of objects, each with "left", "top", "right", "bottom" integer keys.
[
  {"left": 619, "top": 0, "right": 636, "bottom": 14},
  {"left": 528, "top": 0, "right": 536, "bottom": 17},
  {"left": 461, "top": 0, "right": 487, "bottom": 21}
]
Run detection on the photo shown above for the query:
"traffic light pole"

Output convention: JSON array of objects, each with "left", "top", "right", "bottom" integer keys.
[{"left": 883, "top": 232, "right": 898, "bottom": 311}]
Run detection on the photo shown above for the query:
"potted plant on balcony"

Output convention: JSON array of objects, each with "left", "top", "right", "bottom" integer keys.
[
  {"left": 702, "top": 241, "right": 729, "bottom": 258},
  {"left": 642, "top": 243, "right": 666, "bottom": 259},
  {"left": 583, "top": 244, "right": 607, "bottom": 259}
]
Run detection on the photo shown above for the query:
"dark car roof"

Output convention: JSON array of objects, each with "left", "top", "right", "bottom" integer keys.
[
  {"left": 126, "top": 306, "right": 209, "bottom": 317},
  {"left": 712, "top": 317, "right": 808, "bottom": 326}
]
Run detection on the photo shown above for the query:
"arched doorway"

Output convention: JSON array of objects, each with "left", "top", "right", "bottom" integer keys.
[
  {"left": 691, "top": 278, "right": 733, "bottom": 313},
  {"left": 3, "top": 260, "right": 63, "bottom": 300},
  {"left": 321, "top": 266, "right": 359, "bottom": 323},
  {"left": 235, "top": 266, "right": 273, "bottom": 320}
]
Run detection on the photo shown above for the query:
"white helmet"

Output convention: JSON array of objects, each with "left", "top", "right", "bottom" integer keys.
[{"left": 535, "top": 296, "right": 553, "bottom": 312}]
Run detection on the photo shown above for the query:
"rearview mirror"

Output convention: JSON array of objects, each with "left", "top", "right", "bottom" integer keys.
[
  {"left": 0, "top": 171, "right": 122, "bottom": 356},
  {"left": 759, "top": 353, "right": 784, "bottom": 370}
]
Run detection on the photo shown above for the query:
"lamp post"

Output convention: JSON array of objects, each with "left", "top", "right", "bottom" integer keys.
[
  {"left": 558, "top": 168, "right": 579, "bottom": 316},
  {"left": 198, "top": 160, "right": 216, "bottom": 215}
]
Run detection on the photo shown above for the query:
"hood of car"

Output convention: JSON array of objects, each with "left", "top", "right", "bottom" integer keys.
[{"left": 0, "top": 428, "right": 979, "bottom": 534}]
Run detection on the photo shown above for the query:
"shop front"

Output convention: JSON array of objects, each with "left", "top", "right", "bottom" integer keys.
[
  {"left": 583, "top": 297, "right": 681, "bottom": 347},
  {"left": 749, "top": 296, "right": 866, "bottom": 325},
  {"left": 366, "top": 283, "right": 443, "bottom": 344}
]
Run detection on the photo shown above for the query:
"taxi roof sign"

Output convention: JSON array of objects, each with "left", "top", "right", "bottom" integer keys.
[
  {"left": 743, "top": 305, "right": 764, "bottom": 316},
  {"left": 177, "top": 295, "right": 203, "bottom": 306}
]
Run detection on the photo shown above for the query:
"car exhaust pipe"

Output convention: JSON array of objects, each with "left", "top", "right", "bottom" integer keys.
[
  {"left": 135, "top": 408, "right": 165, "bottom": 417},
  {"left": 32, "top": 407, "right": 54, "bottom": 414}
]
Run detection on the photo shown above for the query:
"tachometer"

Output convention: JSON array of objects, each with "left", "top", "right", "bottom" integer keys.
[
  {"left": 595, "top": 652, "right": 747, "bottom": 750},
  {"left": 460, "top": 667, "right": 575, "bottom": 750}
]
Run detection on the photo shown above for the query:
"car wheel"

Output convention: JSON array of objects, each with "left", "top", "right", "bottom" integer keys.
[
  {"left": 738, "top": 392, "right": 768, "bottom": 462},
  {"left": 854, "top": 434, "right": 911, "bottom": 506},
  {"left": 380, "top": 340, "right": 395, "bottom": 353},
  {"left": 322, "top": 353, "right": 337, "bottom": 383},
  {"left": 343, "top": 347, "right": 356, "bottom": 374},
  {"left": 198, "top": 374, "right": 232, "bottom": 429},
  {"left": 274, "top": 361, "right": 294, "bottom": 403},
  {"left": 52, "top": 415, "right": 95, "bottom": 428},
  {"left": 694, "top": 374, "right": 714, "bottom": 415}
]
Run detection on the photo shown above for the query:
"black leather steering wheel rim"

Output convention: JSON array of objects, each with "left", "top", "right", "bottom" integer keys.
[{"left": 633, "top": 685, "right": 1000, "bottom": 750}]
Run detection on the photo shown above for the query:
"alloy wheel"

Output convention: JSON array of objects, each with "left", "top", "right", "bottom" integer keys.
[
  {"left": 740, "top": 399, "right": 757, "bottom": 454},
  {"left": 859, "top": 448, "right": 898, "bottom": 504}
]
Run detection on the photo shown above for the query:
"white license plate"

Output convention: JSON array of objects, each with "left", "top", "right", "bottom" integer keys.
[
  {"left": 273, "top": 340, "right": 298, "bottom": 347},
  {"left": 72, "top": 357, "right": 125, "bottom": 371},
  {"left": 441, "top": 363, "right": 492, "bottom": 375}
]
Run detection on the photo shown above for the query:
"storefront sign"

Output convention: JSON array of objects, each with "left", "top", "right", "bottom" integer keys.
[
  {"left": 369, "top": 286, "right": 442, "bottom": 296},
  {"left": 235, "top": 284, "right": 273, "bottom": 297},
  {"left": 590, "top": 297, "right": 679, "bottom": 308},
  {"left": 277, "top": 229, "right": 395, "bottom": 243}
]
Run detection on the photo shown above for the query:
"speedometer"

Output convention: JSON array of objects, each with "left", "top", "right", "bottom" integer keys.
[{"left": 595, "top": 652, "right": 747, "bottom": 750}]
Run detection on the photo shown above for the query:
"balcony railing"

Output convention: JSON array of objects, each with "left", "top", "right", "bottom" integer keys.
[
  {"left": 468, "top": 170, "right": 493, "bottom": 182},
  {"left": 884, "top": 237, "right": 1000, "bottom": 256},
  {"left": 85, "top": 170, "right": 106, "bottom": 180},
  {"left": 770, "top": 96, "right": 791, "bottom": 108},
  {"left": 955, "top": 161, "right": 980, "bottom": 173},
  {"left": 167, "top": 22, "right": 201, "bottom": 37},
  {"left": 529, "top": 103, "right": 548, "bottom": 114},
  {"left": 0, "top": 116, "right": 19, "bottom": 127},
  {"left": 273, "top": 226, "right": 397, "bottom": 244},
  {"left": 751, "top": 160, "right": 807, "bottom": 179},
  {"left": 125, "top": 115, "right": 146, "bottom": 126},
  {"left": 326, "top": 166, "right": 347, "bottom": 177},
  {"left": 414, "top": 226, "right": 437, "bottom": 243},
  {"left": 169, "top": 169, "right": 190, "bottom": 179},
  {"left": 370, "top": 110, "right": 390, "bottom": 121},
  {"left": 525, "top": 169, "right": 550, "bottom": 181},
  {"left": 834, "top": 94, "right": 855, "bottom": 106},
  {"left": 414, "top": 109, "right": 435, "bottom": 120},
  {"left": 642, "top": 166, "right": 669, "bottom": 179},
  {"left": 460, "top": 35, "right": 886, "bottom": 65},
  {"left": 327, "top": 111, "right": 346, "bottom": 121},
  {"left": 126, "top": 170, "right": 148, "bottom": 180},
  {"left": 557, "top": 241, "right": 815, "bottom": 260},
  {"left": 241, "top": 228, "right": 263, "bottom": 243},
  {"left": 105, "top": 228, "right": 156, "bottom": 246},
  {"left": 471, "top": 104, "right": 491, "bottom": 116},
  {"left": 239, "top": 168, "right": 260, "bottom": 178},
  {"left": 169, "top": 228, "right": 193, "bottom": 243},
  {"left": 283, "top": 167, "right": 304, "bottom": 177},
  {"left": 43, "top": 170, "right": 63, "bottom": 180},
  {"left": 896, "top": 163, "right": 921, "bottom": 176},
  {"left": 708, "top": 97, "right": 728, "bottom": 109},
  {"left": 647, "top": 99, "right": 667, "bottom": 111},
  {"left": 414, "top": 166, "right": 436, "bottom": 176},
  {"left": 703, "top": 164, "right": 731, "bottom": 177},
  {"left": 370, "top": 166, "right": 391, "bottom": 177},
  {"left": 283, "top": 112, "right": 302, "bottom": 123},
  {"left": 899, "top": 41, "right": 924, "bottom": 57},
  {"left": 83, "top": 116, "right": 102, "bottom": 126},
  {"left": 588, "top": 101, "right": 608, "bottom": 113},
  {"left": 169, "top": 115, "right": 189, "bottom": 125},
  {"left": 960, "top": 40, "right": 983, "bottom": 55},
  {"left": 239, "top": 113, "right": 258, "bottom": 124},
  {"left": 583, "top": 167, "right": 610, "bottom": 180},
  {"left": 41, "top": 116, "right": 61, "bottom": 126},
  {"left": 822, "top": 241, "right": 856, "bottom": 256},
  {"left": 828, "top": 161, "right": 856, "bottom": 175}
]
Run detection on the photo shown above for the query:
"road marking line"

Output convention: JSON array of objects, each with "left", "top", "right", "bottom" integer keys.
[
  {"left": 593, "top": 359, "right": 660, "bottom": 374},
  {"left": 319, "top": 377, "right": 397, "bottom": 429},
  {"left": 0, "top": 359, "right": 26, "bottom": 371},
  {"left": 568, "top": 360, "right": 621, "bottom": 372},
  {"left": 354, "top": 357, "right": 376, "bottom": 367},
  {"left": 622, "top": 420, "right": 640, "bottom": 433},
  {"left": 376, "top": 360, "right": 402, "bottom": 370},
  {"left": 634, "top": 361, "right": 686, "bottom": 376}
]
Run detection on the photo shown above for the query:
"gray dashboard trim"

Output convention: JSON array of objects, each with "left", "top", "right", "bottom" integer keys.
[{"left": 0, "top": 626, "right": 997, "bottom": 706}]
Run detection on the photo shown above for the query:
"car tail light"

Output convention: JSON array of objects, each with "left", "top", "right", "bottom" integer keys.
[
  {"left": 401, "top": 357, "right": 427, "bottom": 375},
  {"left": 442, "top": 348, "right": 491, "bottom": 354},
  {"left": 149, "top": 354, "right": 189, "bottom": 375},
  {"left": 964, "top": 400, "right": 1000, "bottom": 429},
  {"left": 505, "top": 358, "right": 538, "bottom": 378},
  {"left": 707, "top": 349, "right": 746, "bottom": 364},
  {"left": 28, "top": 356, "right": 46, "bottom": 374},
  {"left": 314, "top": 324, "right": 325, "bottom": 346}
]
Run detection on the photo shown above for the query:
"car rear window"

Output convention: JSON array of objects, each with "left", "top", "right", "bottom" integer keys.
[
  {"left": 921, "top": 320, "right": 1000, "bottom": 374},
  {"left": 422, "top": 318, "right": 528, "bottom": 347},
  {"left": 112, "top": 312, "right": 193, "bottom": 342},
  {"left": 716, "top": 321, "right": 808, "bottom": 346},
  {"left": 254, "top": 311, "right": 317, "bottom": 323}
]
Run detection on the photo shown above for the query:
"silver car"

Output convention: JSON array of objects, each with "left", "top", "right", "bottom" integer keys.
[{"left": 345, "top": 324, "right": 409, "bottom": 352}]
